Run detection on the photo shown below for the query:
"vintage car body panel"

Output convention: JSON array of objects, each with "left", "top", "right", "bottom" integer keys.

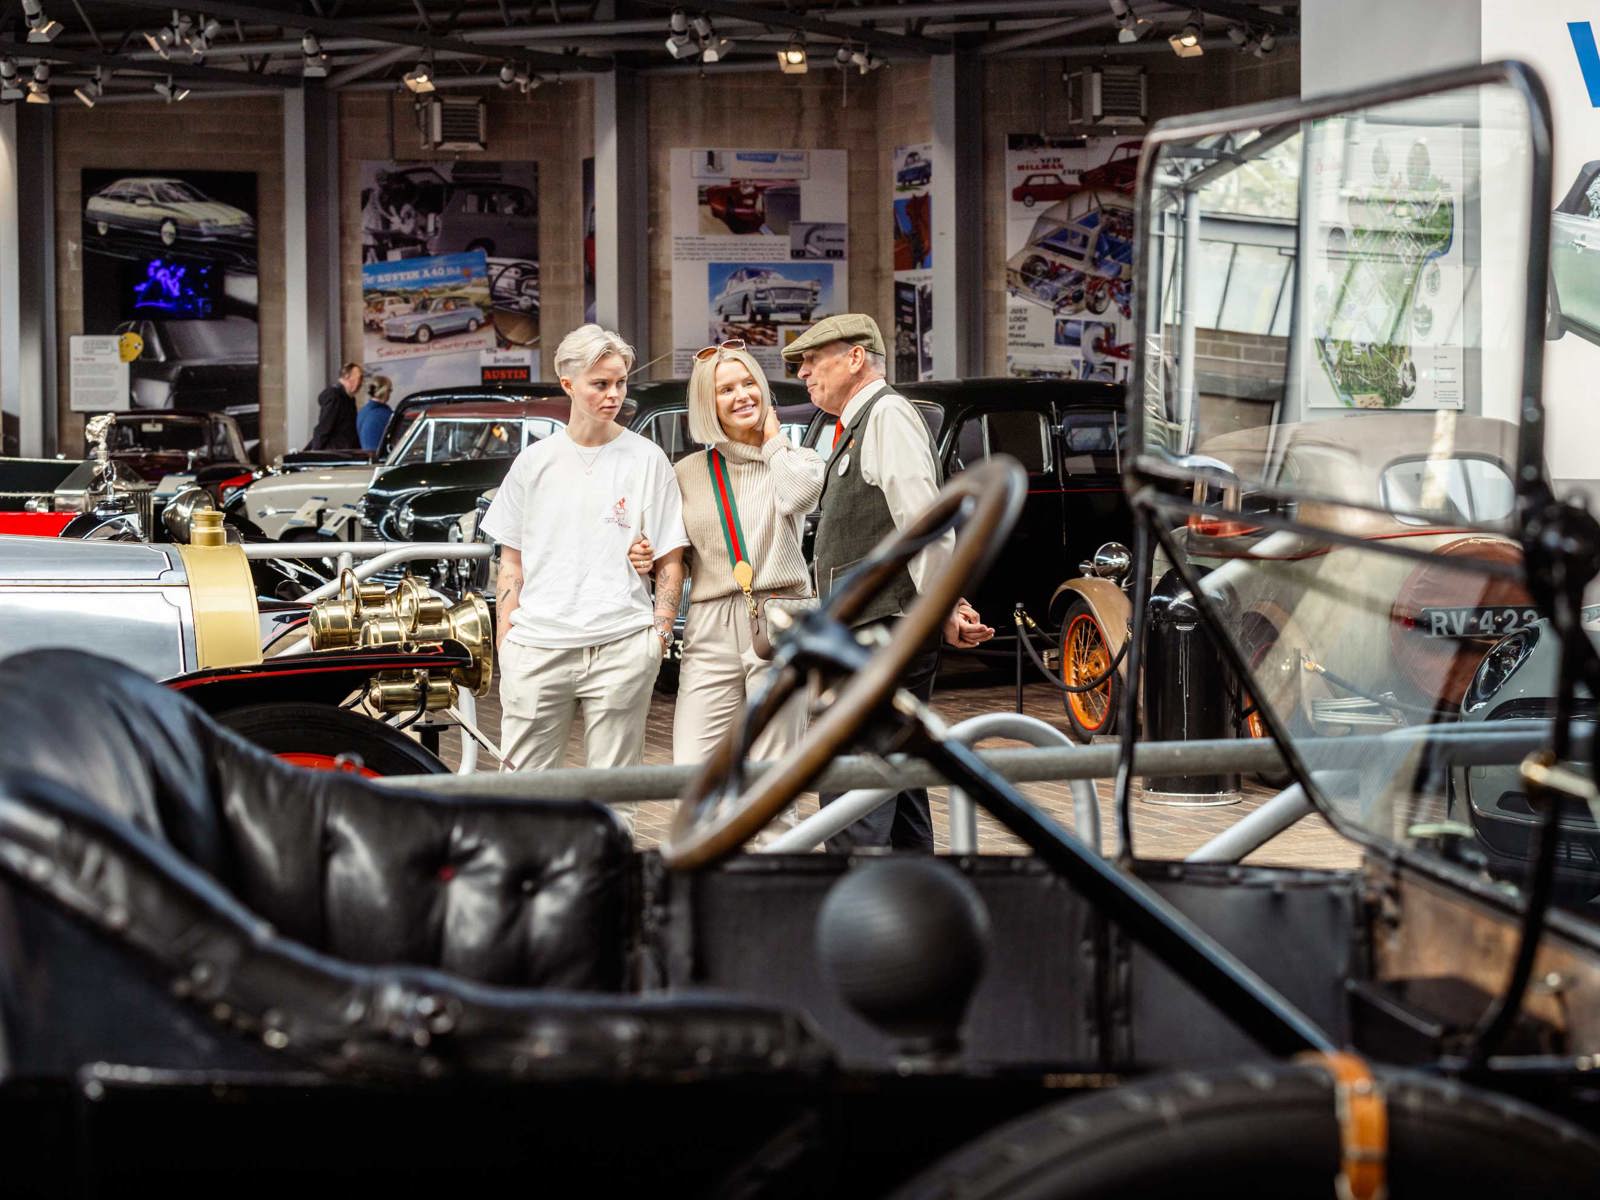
[
  {"left": 1171, "top": 413, "right": 1527, "bottom": 727},
  {"left": 245, "top": 464, "right": 379, "bottom": 539},
  {"left": 0, "top": 535, "right": 199, "bottom": 676},
  {"left": 1049, "top": 576, "right": 1131, "bottom": 673}
]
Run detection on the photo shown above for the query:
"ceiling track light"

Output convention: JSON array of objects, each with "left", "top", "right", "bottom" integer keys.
[
  {"left": 22, "top": 0, "right": 61, "bottom": 43},
  {"left": 403, "top": 59, "right": 435, "bottom": 94},
  {"left": 1169, "top": 9, "right": 1204, "bottom": 57},
  {"left": 154, "top": 73, "right": 189, "bottom": 103},
  {"left": 849, "top": 47, "right": 882, "bottom": 75},
  {"left": 73, "top": 65, "right": 103, "bottom": 107},
  {"left": 1109, "top": 0, "right": 1150, "bottom": 44},
  {"left": 302, "top": 31, "right": 327, "bottom": 77},
  {"left": 834, "top": 44, "right": 852, "bottom": 67},
  {"left": 0, "top": 57, "right": 19, "bottom": 101},
  {"left": 777, "top": 33, "right": 807, "bottom": 75},
  {"left": 701, "top": 34, "right": 735, "bottom": 64},
  {"left": 25, "top": 61, "right": 48, "bottom": 103},
  {"left": 1254, "top": 30, "right": 1276, "bottom": 57}
]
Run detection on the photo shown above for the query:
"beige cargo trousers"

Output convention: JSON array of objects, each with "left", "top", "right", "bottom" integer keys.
[{"left": 498, "top": 626, "right": 662, "bottom": 771}]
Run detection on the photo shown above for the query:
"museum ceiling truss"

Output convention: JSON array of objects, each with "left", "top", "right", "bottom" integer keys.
[{"left": 0, "top": 1, "right": 1298, "bottom": 103}]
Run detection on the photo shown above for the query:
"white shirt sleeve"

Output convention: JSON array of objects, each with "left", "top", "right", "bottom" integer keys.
[
  {"left": 859, "top": 393, "right": 955, "bottom": 595},
  {"left": 478, "top": 450, "right": 528, "bottom": 549},
  {"left": 643, "top": 446, "right": 690, "bottom": 560}
]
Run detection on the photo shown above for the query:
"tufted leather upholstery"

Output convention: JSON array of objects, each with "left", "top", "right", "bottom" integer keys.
[{"left": 0, "top": 649, "right": 631, "bottom": 991}]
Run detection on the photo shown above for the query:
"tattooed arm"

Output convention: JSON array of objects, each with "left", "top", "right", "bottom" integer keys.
[
  {"left": 495, "top": 547, "right": 523, "bottom": 650},
  {"left": 651, "top": 547, "right": 685, "bottom": 645}
]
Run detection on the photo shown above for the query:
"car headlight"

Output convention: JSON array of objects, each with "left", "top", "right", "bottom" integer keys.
[
  {"left": 1464, "top": 625, "right": 1541, "bottom": 714},
  {"left": 395, "top": 503, "right": 415, "bottom": 540}
]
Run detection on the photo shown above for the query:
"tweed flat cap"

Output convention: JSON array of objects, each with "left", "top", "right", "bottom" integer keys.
[{"left": 780, "top": 313, "right": 886, "bottom": 361}]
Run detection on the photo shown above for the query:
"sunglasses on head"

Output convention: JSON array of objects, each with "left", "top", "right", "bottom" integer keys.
[{"left": 694, "top": 338, "right": 747, "bottom": 362}]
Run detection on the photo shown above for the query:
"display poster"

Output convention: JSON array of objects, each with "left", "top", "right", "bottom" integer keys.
[
  {"left": 1478, "top": 4, "right": 1600, "bottom": 481},
  {"left": 1303, "top": 123, "right": 1465, "bottom": 410},
  {"left": 670, "top": 148, "right": 849, "bottom": 377},
  {"left": 68, "top": 336, "right": 130, "bottom": 412},
  {"left": 1003, "top": 135, "right": 1139, "bottom": 380},
  {"left": 891, "top": 143, "right": 934, "bottom": 382},
  {"left": 80, "top": 168, "right": 260, "bottom": 446},
  {"left": 358, "top": 160, "right": 540, "bottom": 398},
  {"left": 582, "top": 157, "right": 597, "bottom": 324}
]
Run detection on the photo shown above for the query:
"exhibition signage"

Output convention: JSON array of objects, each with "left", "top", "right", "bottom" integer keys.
[
  {"left": 1003, "top": 135, "right": 1139, "bottom": 381},
  {"left": 891, "top": 143, "right": 934, "bottom": 383},
  {"left": 670, "top": 148, "right": 850, "bottom": 377},
  {"left": 68, "top": 335, "right": 129, "bottom": 413}
]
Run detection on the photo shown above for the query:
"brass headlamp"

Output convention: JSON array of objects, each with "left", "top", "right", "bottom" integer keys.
[{"left": 306, "top": 573, "right": 493, "bottom": 715}]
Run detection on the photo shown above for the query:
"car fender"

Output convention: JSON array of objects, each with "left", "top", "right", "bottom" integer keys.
[
  {"left": 168, "top": 642, "right": 473, "bottom": 714},
  {"left": 1049, "top": 577, "right": 1132, "bottom": 674}
]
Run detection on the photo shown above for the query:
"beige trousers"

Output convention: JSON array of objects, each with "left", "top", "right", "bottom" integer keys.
[
  {"left": 498, "top": 626, "right": 662, "bottom": 772},
  {"left": 673, "top": 594, "right": 808, "bottom": 767}
]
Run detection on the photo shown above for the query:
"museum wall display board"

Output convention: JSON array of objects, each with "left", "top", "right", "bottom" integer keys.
[
  {"left": 79, "top": 168, "right": 260, "bottom": 445},
  {"left": 1478, "top": 2, "right": 1600, "bottom": 479},
  {"left": 1002, "top": 135, "right": 1139, "bottom": 380},
  {"left": 669, "top": 147, "right": 849, "bottom": 377},
  {"left": 357, "top": 159, "right": 540, "bottom": 396},
  {"left": 891, "top": 142, "right": 933, "bottom": 383}
]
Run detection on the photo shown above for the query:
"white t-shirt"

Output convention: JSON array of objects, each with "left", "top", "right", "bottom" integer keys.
[{"left": 480, "top": 428, "right": 689, "bottom": 650}]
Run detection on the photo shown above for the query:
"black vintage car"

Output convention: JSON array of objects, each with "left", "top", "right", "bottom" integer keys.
[
  {"left": 798, "top": 378, "right": 1131, "bottom": 638},
  {"left": 368, "top": 379, "right": 815, "bottom": 591}
]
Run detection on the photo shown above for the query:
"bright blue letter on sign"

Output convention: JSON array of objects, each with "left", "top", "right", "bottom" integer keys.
[{"left": 1570, "top": 21, "right": 1600, "bottom": 106}]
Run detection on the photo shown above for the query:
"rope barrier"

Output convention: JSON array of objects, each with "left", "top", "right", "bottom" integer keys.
[{"left": 1011, "top": 604, "right": 1128, "bottom": 694}]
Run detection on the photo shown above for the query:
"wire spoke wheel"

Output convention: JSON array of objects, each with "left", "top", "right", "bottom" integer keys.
[{"left": 1061, "top": 599, "right": 1119, "bottom": 743}]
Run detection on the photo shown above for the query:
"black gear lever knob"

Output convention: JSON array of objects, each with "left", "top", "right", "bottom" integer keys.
[{"left": 816, "top": 858, "right": 990, "bottom": 1056}]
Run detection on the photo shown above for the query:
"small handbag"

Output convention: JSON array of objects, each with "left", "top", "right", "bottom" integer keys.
[{"left": 706, "top": 448, "right": 814, "bottom": 661}]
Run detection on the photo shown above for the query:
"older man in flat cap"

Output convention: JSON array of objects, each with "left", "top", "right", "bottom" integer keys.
[{"left": 785, "top": 313, "right": 992, "bottom": 852}]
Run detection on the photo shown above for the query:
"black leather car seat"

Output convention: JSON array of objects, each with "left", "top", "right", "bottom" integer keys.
[
  {"left": 0, "top": 649, "right": 630, "bottom": 992},
  {"left": 0, "top": 650, "right": 828, "bottom": 1082}
]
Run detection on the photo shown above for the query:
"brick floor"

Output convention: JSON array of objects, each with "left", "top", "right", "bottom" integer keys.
[{"left": 440, "top": 669, "right": 1359, "bottom": 872}]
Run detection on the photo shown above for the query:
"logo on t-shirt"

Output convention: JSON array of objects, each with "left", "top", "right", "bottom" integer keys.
[{"left": 602, "top": 496, "right": 630, "bottom": 528}]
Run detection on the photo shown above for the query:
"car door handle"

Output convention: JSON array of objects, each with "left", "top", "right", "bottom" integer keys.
[{"left": 1575, "top": 238, "right": 1600, "bottom": 252}]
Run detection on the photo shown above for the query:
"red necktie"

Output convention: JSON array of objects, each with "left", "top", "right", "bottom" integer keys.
[{"left": 832, "top": 418, "right": 844, "bottom": 450}]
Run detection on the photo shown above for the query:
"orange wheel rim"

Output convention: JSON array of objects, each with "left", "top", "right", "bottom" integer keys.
[{"left": 1064, "top": 613, "right": 1113, "bottom": 731}]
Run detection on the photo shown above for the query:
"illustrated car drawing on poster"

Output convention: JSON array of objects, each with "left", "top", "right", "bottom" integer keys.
[
  {"left": 361, "top": 250, "right": 496, "bottom": 363},
  {"left": 709, "top": 264, "right": 825, "bottom": 324},
  {"left": 1006, "top": 190, "right": 1135, "bottom": 317},
  {"left": 698, "top": 179, "right": 800, "bottom": 235},
  {"left": 83, "top": 176, "right": 256, "bottom": 261}
]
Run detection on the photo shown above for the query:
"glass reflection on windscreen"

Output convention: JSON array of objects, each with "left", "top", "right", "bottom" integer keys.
[{"left": 1132, "top": 82, "right": 1591, "bottom": 909}]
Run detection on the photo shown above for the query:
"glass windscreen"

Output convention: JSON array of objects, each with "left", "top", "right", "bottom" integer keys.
[
  {"left": 1128, "top": 76, "right": 1578, "bottom": 908},
  {"left": 1138, "top": 81, "right": 1534, "bottom": 525}
]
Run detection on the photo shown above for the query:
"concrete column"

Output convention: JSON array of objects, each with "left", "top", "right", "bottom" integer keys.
[
  {"left": 929, "top": 51, "right": 982, "bottom": 378},
  {"left": 0, "top": 106, "right": 55, "bottom": 457},
  {"left": 594, "top": 66, "right": 650, "bottom": 359},
  {"left": 283, "top": 83, "right": 340, "bottom": 452}
]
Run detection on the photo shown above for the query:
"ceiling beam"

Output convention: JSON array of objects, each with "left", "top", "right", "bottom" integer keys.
[
  {"left": 83, "top": 0, "right": 612, "bottom": 72},
  {"left": 634, "top": 0, "right": 950, "bottom": 55},
  {"left": 1192, "top": 2, "right": 1298, "bottom": 35},
  {"left": 1, "top": 36, "right": 302, "bottom": 87}
]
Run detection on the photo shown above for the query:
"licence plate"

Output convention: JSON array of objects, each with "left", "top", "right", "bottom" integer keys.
[{"left": 1418, "top": 605, "right": 1540, "bottom": 639}]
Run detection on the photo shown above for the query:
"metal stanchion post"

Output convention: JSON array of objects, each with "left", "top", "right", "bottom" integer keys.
[{"left": 1013, "top": 603, "right": 1025, "bottom": 714}]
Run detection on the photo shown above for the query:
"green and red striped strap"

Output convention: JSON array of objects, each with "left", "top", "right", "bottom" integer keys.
[{"left": 705, "top": 448, "right": 750, "bottom": 574}]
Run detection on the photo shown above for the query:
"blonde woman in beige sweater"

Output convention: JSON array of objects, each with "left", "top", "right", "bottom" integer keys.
[{"left": 630, "top": 341, "right": 824, "bottom": 764}]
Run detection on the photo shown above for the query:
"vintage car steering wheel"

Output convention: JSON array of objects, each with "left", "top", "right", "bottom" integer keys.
[{"left": 661, "top": 458, "right": 1026, "bottom": 869}]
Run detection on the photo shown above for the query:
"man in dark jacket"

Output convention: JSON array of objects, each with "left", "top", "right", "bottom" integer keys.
[{"left": 307, "top": 362, "right": 363, "bottom": 451}]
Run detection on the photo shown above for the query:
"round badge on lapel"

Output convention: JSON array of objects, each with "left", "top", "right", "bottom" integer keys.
[{"left": 836, "top": 452, "right": 851, "bottom": 476}]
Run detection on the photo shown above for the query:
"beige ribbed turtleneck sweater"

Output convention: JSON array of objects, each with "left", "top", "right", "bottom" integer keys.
[{"left": 674, "top": 434, "right": 826, "bottom": 601}]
